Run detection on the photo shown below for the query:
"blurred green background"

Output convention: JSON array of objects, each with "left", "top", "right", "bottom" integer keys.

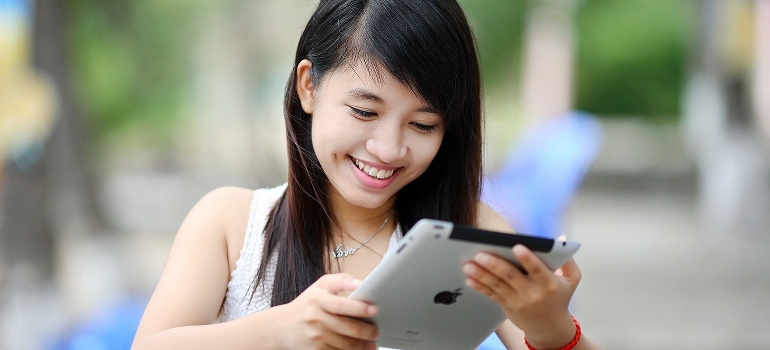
[
  {"left": 68, "top": 0, "right": 689, "bottom": 144},
  {"left": 1, "top": 0, "right": 769, "bottom": 349}
]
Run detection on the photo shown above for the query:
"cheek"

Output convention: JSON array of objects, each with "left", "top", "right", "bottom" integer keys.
[
  {"left": 411, "top": 134, "right": 444, "bottom": 169},
  {"left": 310, "top": 110, "right": 335, "bottom": 151},
  {"left": 311, "top": 116, "right": 360, "bottom": 158}
]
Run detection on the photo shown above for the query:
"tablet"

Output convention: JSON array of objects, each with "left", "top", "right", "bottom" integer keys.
[{"left": 348, "top": 218, "right": 581, "bottom": 350}]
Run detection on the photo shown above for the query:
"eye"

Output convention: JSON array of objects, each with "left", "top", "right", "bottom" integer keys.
[
  {"left": 411, "top": 122, "right": 437, "bottom": 133},
  {"left": 349, "top": 106, "right": 377, "bottom": 119}
]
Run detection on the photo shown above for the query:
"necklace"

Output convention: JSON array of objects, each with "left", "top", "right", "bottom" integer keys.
[{"left": 331, "top": 211, "right": 393, "bottom": 259}]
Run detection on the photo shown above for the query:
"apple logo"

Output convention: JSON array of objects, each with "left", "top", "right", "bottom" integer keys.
[{"left": 433, "top": 288, "right": 462, "bottom": 305}]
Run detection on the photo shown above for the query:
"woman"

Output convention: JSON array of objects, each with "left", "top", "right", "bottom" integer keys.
[{"left": 132, "top": 0, "right": 601, "bottom": 349}]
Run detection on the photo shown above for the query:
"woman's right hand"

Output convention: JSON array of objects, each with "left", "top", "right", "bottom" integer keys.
[{"left": 273, "top": 273, "right": 380, "bottom": 350}]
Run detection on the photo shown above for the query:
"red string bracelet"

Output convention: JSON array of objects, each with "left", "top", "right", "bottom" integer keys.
[{"left": 524, "top": 316, "right": 581, "bottom": 350}]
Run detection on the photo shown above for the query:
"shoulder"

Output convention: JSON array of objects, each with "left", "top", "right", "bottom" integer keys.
[
  {"left": 198, "top": 186, "right": 255, "bottom": 205},
  {"left": 133, "top": 186, "right": 264, "bottom": 336},
  {"left": 180, "top": 187, "right": 256, "bottom": 275},
  {"left": 179, "top": 186, "right": 254, "bottom": 231},
  {"left": 198, "top": 185, "right": 283, "bottom": 260},
  {"left": 196, "top": 184, "right": 287, "bottom": 271},
  {"left": 194, "top": 186, "right": 255, "bottom": 227},
  {"left": 191, "top": 184, "right": 285, "bottom": 228},
  {"left": 182, "top": 187, "right": 255, "bottom": 247},
  {"left": 475, "top": 200, "right": 515, "bottom": 233}
]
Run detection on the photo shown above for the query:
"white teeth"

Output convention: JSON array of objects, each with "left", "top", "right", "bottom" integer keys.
[{"left": 353, "top": 158, "right": 396, "bottom": 180}]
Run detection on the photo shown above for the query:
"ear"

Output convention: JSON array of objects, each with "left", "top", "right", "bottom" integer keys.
[{"left": 296, "top": 59, "right": 315, "bottom": 114}]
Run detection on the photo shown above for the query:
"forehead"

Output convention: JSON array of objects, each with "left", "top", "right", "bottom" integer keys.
[{"left": 321, "top": 60, "right": 430, "bottom": 106}]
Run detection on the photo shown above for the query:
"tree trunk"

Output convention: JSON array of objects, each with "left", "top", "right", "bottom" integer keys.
[{"left": 1, "top": 0, "right": 105, "bottom": 282}]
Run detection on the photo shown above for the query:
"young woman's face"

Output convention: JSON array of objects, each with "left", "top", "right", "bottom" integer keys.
[{"left": 296, "top": 59, "right": 445, "bottom": 210}]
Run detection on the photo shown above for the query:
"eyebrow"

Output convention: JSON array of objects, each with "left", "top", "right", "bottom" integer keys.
[
  {"left": 347, "top": 88, "right": 385, "bottom": 104},
  {"left": 346, "top": 88, "right": 439, "bottom": 114}
]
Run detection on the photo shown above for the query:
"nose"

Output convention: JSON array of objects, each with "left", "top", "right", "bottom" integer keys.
[{"left": 366, "top": 124, "right": 407, "bottom": 163}]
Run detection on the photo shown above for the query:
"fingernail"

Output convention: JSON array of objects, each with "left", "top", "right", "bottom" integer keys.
[
  {"left": 368, "top": 342, "right": 378, "bottom": 350},
  {"left": 367, "top": 305, "right": 378, "bottom": 316},
  {"left": 474, "top": 253, "right": 490, "bottom": 264},
  {"left": 463, "top": 263, "right": 476, "bottom": 274}
]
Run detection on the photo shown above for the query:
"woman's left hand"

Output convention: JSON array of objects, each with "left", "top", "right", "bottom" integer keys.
[{"left": 463, "top": 244, "right": 581, "bottom": 349}]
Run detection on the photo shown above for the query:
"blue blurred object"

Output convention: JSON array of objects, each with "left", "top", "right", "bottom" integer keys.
[
  {"left": 483, "top": 112, "right": 603, "bottom": 238},
  {"left": 478, "top": 331, "right": 507, "bottom": 350},
  {"left": 477, "top": 112, "right": 601, "bottom": 350},
  {"left": 0, "top": 0, "right": 29, "bottom": 14},
  {"left": 49, "top": 297, "right": 148, "bottom": 350}
]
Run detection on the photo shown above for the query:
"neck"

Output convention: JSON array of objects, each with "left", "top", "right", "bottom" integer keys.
[{"left": 328, "top": 187, "right": 396, "bottom": 241}]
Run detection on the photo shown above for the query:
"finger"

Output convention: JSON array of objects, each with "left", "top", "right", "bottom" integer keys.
[
  {"left": 317, "top": 274, "right": 363, "bottom": 295},
  {"left": 464, "top": 275, "right": 509, "bottom": 305},
  {"left": 312, "top": 313, "right": 378, "bottom": 350},
  {"left": 462, "top": 261, "right": 514, "bottom": 299},
  {"left": 319, "top": 293, "right": 378, "bottom": 319},
  {"left": 320, "top": 313, "right": 380, "bottom": 342},
  {"left": 466, "top": 254, "right": 522, "bottom": 293},
  {"left": 557, "top": 258, "right": 582, "bottom": 287},
  {"left": 303, "top": 309, "right": 377, "bottom": 350},
  {"left": 302, "top": 325, "right": 344, "bottom": 350},
  {"left": 323, "top": 332, "right": 376, "bottom": 350},
  {"left": 512, "top": 245, "right": 554, "bottom": 286},
  {"left": 320, "top": 329, "right": 375, "bottom": 350},
  {"left": 469, "top": 251, "right": 533, "bottom": 293}
]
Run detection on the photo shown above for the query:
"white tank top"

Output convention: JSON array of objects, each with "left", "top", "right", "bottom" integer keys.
[{"left": 217, "top": 183, "right": 404, "bottom": 327}]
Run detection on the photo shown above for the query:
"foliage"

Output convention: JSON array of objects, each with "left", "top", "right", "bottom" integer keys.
[
  {"left": 459, "top": 0, "right": 527, "bottom": 89},
  {"left": 64, "top": 0, "right": 205, "bottom": 141},
  {"left": 575, "top": 0, "right": 691, "bottom": 119},
  {"left": 62, "top": 0, "right": 692, "bottom": 143},
  {"left": 463, "top": 0, "right": 691, "bottom": 120}
]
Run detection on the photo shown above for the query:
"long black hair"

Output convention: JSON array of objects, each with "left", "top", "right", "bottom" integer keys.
[{"left": 253, "top": 0, "right": 483, "bottom": 306}]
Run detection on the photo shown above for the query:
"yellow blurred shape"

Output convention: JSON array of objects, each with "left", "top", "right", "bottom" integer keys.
[
  {"left": 0, "top": 10, "right": 30, "bottom": 75},
  {"left": 0, "top": 8, "right": 57, "bottom": 162},
  {"left": 0, "top": 69, "right": 58, "bottom": 161}
]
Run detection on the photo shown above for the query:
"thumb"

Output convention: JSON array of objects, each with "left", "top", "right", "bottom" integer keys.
[
  {"left": 557, "top": 258, "right": 582, "bottom": 287},
  {"left": 316, "top": 273, "right": 362, "bottom": 295}
]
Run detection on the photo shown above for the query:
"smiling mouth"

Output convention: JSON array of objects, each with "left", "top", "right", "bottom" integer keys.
[{"left": 351, "top": 157, "right": 398, "bottom": 180}]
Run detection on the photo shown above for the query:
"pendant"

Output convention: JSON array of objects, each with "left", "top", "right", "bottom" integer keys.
[{"left": 332, "top": 245, "right": 357, "bottom": 258}]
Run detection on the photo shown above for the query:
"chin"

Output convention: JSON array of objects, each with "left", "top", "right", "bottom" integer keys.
[
  {"left": 336, "top": 185, "right": 398, "bottom": 209},
  {"left": 346, "top": 193, "right": 393, "bottom": 209}
]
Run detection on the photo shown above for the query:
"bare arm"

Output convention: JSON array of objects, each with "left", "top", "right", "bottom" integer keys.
[
  {"left": 131, "top": 187, "right": 255, "bottom": 349},
  {"left": 133, "top": 276, "right": 379, "bottom": 350},
  {"left": 131, "top": 187, "right": 379, "bottom": 350}
]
